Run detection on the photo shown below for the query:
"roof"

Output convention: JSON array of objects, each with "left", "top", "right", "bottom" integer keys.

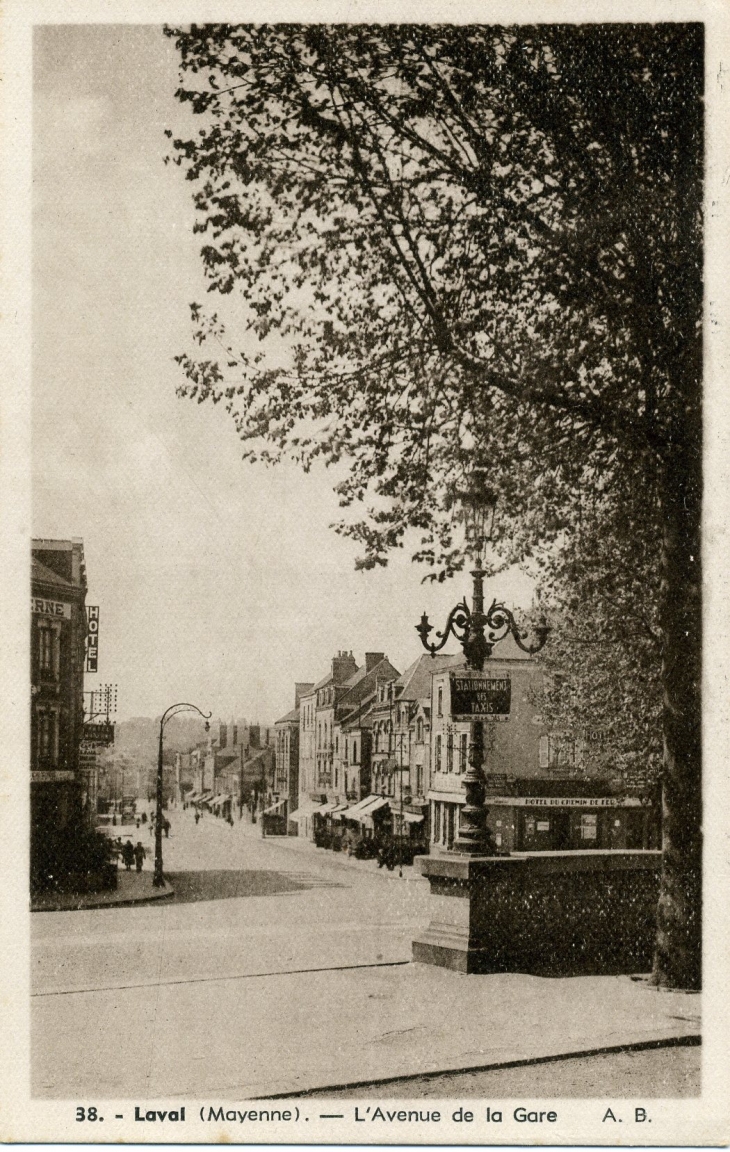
[
  {"left": 338, "top": 656, "right": 400, "bottom": 713},
  {"left": 275, "top": 706, "right": 300, "bottom": 725},
  {"left": 394, "top": 653, "right": 464, "bottom": 701},
  {"left": 309, "top": 670, "right": 335, "bottom": 693},
  {"left": 341, "top": 712, "right": 374, "bottom": 732},
  {"left": 31, "top": 556, "right": 75, "bottom": 590}
]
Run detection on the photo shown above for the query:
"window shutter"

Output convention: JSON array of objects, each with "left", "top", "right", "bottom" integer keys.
[{"left": 539, "top": 735, "right": 549, "bottom": 769}]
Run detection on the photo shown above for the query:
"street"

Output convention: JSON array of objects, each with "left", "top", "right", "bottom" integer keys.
[{"left": 32, "top": 808, "right": 700, "bottom": 1099}]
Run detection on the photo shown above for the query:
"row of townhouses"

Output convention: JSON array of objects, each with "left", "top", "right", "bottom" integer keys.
[
  {"left": 275, "top": 639, "right": 661, "bottom": 856},
  {"left": 175, "top": 722, "right": 275, "bottom": 820}
]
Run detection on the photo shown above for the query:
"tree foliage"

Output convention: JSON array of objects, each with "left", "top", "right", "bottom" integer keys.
[
  {"left": 165, "top": 23, "right": 699, "bottom": 568},
  {"left": 165, "top": 22, "right": 703, "bottom": 987}
]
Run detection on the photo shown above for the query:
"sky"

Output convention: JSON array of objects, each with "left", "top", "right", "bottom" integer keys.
[{"left": 32, "top": 24, "right": 534, "bottom": 725}]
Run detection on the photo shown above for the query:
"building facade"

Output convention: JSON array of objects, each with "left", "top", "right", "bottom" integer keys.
[
  {"left": 427, "top": 637, "right": 659, "bottom": 852},
  {"left": 31, "top": 539, "right": 89, "bottom": 884}
]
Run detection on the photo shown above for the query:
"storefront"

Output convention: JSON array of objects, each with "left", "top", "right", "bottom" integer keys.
[
  {"left": 486, "top": 794, "right": 659, "bottom": 852},
  {"left": 428, "top": 788, "right": 658, "bottom": 852}
]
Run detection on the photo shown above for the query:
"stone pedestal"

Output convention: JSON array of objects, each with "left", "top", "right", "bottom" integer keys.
[{"left": 412, "top": 849, "right": 662, "bottom": 976}]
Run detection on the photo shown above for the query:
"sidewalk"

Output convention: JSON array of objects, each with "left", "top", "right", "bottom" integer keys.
[
  {"left": 31, "top": 869, "right": 173, "bottom": 912},
  {"left": 256, "top": 825, "right": 427, "bottom": 882}
]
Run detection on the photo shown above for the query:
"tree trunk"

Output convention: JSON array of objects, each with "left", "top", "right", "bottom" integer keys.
[{"left": 652, "top": 410, "right": 702, "bottom": 990}]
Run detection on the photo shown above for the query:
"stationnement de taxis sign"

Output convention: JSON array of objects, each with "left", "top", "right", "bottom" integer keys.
[{"left": 450, "top": 671, "right": 511, "bottom": 720}]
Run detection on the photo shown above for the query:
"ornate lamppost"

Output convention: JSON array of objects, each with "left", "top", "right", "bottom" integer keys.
[
  {"left": 415, "top": 477, "right": 550, "bottom": 855},
  {"left": 154, "top": 703, "right": 211, "bottom": 887}
]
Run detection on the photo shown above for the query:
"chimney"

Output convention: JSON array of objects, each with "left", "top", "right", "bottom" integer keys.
[
  {"left": 332, "top": 651, "right": 359, "bottom": 684},
  {"left": 295, "top": 682, "right": 314, "bottom": 708},
  {"left": 231, "top": 722, "right": 238, "bottom": 747},
  {"left": 365, "top": 652, "right": 385, "bottom": 673},
  {"left": 219, "top": 722, "right": 228, "bottom": 750},
  {"left": 249, "top": 724, "right": 261, "bottom": 750}
]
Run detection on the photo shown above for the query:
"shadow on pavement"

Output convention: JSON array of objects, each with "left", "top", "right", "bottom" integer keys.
[{"left": 165, "top": 869, "right": 338, "bottom": 903}]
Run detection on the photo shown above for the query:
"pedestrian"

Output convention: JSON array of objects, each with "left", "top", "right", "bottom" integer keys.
[
  {"left": 121, "top": 840, "right": 134, "bottom": 871},
  {"left": 133, "top": 842, "right": 146, "bottom": 873},
  {"left": 164, "top": 819, "right": 170, "bottom": 838},
  {"left": 136, "top": 817, "right": 140, "bottom": 829},
  {"left": 195, "top": 810, "right": 200, "bottom": 825}
]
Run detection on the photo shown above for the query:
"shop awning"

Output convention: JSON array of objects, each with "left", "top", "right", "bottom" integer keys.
[
  {"left": 317, "top": 800, "right": 339, "bottom": 816},
  {"left": 196, "top": 791, "right": 214, "bottom": 804},
  {"left": 263, "top": 798, "right": 287, "bottom": 815},
  {"left": 186, "top": 791, "right": 201, "bottom": 802},
  {"left": 211, "top": 793, "right": 231, "bottom": 808},
  {"left": 288, "top": 799, "right": 325, "bottom": 822},
  {"left": 397, "top": 811, "right": 424, "bottom": 824},
  {"left": 340, "top": 795, "right": 377, "bottom": 820},
  {"left": 346, "top": 795, "right": 391, "bottom": 824},
  {"left": 427, "top": 789, "right": 466, "bottom": 805},
  {"left": 330, "top": 802, "right": 350, "bottom": 820}
]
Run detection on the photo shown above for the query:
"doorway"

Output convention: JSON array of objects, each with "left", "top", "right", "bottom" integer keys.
[{"left": 552, "top": 810, "right": 571, "bottom": 850}]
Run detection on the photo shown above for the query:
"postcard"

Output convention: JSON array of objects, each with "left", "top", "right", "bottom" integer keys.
[{"left": 1, "top": 0, "right": 728, "bottom": 1145}]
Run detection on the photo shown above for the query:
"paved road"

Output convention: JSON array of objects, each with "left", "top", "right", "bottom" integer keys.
[{"left": 32, "top": 809, "right": 700, "bottom": 1099}]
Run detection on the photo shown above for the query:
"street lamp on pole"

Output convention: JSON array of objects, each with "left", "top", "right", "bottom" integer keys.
[
  {"left": 154, "top": 703, "right": 211, "bottom": 888},
  {"left": 415, "top": 474, "right": 550, "bottom": 855}
]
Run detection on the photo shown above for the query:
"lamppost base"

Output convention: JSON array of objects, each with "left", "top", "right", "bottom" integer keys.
[{"left": 452, "top": 834, "right": 497, "bottom": 856}]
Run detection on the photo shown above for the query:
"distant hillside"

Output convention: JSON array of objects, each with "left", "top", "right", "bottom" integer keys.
[{"left": 112, "top": 716, "right": 213, "bottom": 765}]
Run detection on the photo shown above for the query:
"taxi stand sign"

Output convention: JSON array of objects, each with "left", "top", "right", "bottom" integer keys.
[
  {"left": 86, "top": 605, "right": 99, "bottom": 673},
  {"left": 449, "top": 670, "right": 511, "bottom": 721}
]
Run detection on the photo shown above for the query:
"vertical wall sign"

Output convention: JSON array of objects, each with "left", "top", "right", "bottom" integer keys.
[{"left": 86, "top": 605, "right": 99, "bottom": 672}]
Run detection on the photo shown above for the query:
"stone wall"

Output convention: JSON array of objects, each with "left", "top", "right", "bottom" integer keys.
[{"left": 413, "top": 850, "right": 661, "bottom": 976}]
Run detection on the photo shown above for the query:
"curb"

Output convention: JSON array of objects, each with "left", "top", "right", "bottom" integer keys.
[
  {"left": 254, "top": 1034, "right": 702, "bottom": 1099},
  {"left": 31, "top": 884, "right": 174, "bottom": 913}
]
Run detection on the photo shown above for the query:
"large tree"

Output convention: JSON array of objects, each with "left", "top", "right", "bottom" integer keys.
[{"left": 165, "top": 23, "right": 702, "bottom": 989}]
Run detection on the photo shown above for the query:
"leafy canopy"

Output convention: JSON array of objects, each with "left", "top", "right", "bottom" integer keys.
[{"left": 164, "top": 23, "right": 701, "bottom": 579}]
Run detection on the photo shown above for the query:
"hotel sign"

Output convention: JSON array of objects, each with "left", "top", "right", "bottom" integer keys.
[
  {"left": 450, "top": 671, "right": 511, "bottom": 721},
  {"left": 488, "top": 795, "right": 651, "bottom": 808},
  {"left": 32, "top": 597, "right": 71, "bottom": 620},
  {"left": 86, "top": 606, "right": 99, "bottom": 672},
  {"left": 83, "top": 721, "right": 115, "bottom": 746}
]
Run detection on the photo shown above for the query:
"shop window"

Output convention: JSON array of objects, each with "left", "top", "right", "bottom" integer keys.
[
  {"left": 580, "top": 813, "right": 598, "bottom": 841},
  {"left": 433, "top": 802, "right": 441, "bottom": 843}
]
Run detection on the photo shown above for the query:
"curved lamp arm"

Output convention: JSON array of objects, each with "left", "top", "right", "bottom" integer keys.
[
  {"left": 160, "top": 703, "right": 212, "bottom": 731},
  {"left": 415, "top": 599, "right": 471, "bottom": 657}
]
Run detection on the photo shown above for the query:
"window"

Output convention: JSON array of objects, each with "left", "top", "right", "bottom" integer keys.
[
  {"left": 435, "top": 734, "right": 442, "bottom": 771},
  {"left": 353, "top": 740, "right": 358, "bottom": 763},
  {"left": 437, "top": 686, "right": 443, "bottom": 717},
  {"left": 38, "top": 711, "right": 57, "bottom": 765},
  {"left": 416, "top": 764, "right": 423, "bottom": 795},
  {"left": 459, "top": 733, "right": 468, "bottom": 773},
  {"left": 416, "top": 718, "right": 423, "bottom": 743},
  {"left": 446, "top": 733, "right": 453, "bottom": 772},
  {"left": 540, "top": 733, "right": 576, "bottom": 769}
]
